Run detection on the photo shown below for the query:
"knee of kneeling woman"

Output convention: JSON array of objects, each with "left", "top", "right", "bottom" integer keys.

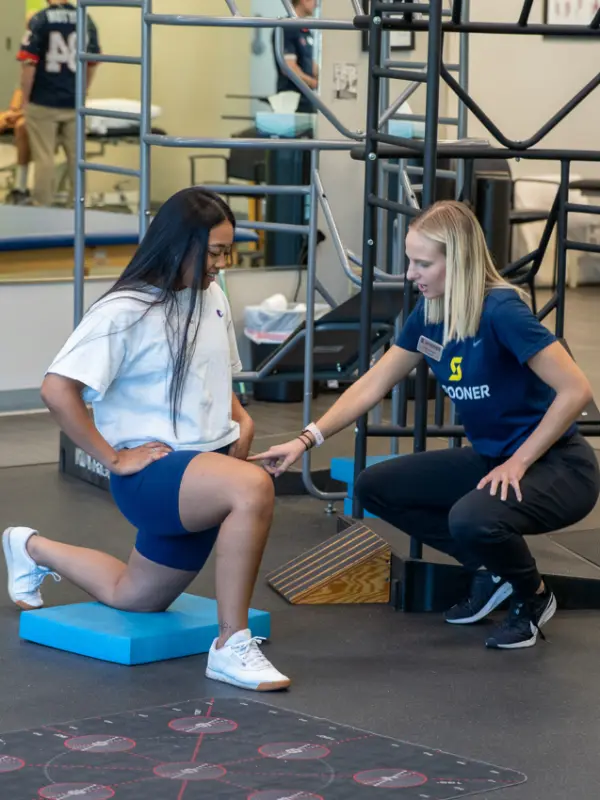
[
  {"left": 109, "top": 595, "right": 169, "bottom": 613},
  {"left": 236, "top": 465, "right": 275, "bottom": 514}
]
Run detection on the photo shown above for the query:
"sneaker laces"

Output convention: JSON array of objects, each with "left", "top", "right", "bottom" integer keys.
[
  {"left": 35, "top": 568, "right": 61, "bottom": 587},
  {"left": 231, "top": 636, "right": 271, "bottom": 670}
]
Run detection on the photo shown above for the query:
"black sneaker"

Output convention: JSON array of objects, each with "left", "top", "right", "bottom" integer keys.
[
  {"left": 445, "top": 572, "right": 513, "bottom": 625},
  {"left": 485, "top": 588, "right": 557, "bottom": 649},
  {"left": 6, "top": 188, "right": 31, "bottom": 206}
]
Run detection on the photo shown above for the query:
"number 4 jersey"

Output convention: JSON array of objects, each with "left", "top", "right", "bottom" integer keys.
[{"left": 17, "top": 3, "right": 101, "bottom": 109}]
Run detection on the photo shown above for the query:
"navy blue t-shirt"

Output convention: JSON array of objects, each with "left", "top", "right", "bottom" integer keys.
[
  {"left": 273, "top": 27, "right": 315, "bottom": 112},
  {"left": 395, "top": 288, "right": 576, "bottom": 458},
  {"left": 17, "top": 3, "right": 101, "bottom": 109}
]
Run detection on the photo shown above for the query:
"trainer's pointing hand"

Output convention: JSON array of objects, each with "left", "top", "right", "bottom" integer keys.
[{"left": 248, "top": 438, "right": 307, "bottom": 477}]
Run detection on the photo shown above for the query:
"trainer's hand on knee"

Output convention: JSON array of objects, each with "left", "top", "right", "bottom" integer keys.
[
  {"left": 248, "top": 438, "right": 306, "bottom": 477},
  {"left": 112, "top": 441, "right": 172, "bottom": 476},
  {"left": 477, "top": 456, "right": 525, "bottom": 502}
]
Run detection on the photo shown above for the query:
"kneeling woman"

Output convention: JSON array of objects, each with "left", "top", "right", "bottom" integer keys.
[
  {"left": 252, "top": 200, "right": 600, "bottom": 650},
  {"left": 3, "top": 188, "right": 289, "bottom": 691}
]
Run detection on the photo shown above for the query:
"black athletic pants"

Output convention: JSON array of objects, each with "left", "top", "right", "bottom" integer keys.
[{"left": 354, "top": 433, "right": 600, "bottom": 598}]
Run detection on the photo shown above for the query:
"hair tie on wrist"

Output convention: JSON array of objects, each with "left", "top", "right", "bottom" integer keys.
[{"left": 298, "top": 434, "right": 312, "bottom": 451}]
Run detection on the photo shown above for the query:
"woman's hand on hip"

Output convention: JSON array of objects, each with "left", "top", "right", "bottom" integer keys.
[
  {"left": 477, "top": 455, "right": 526, "bottom": 502},
  {"left": 111, "top": 441, "right": 172, "bottom": 476},
  {"left": 248, "top": 438, "right": 307, "bottom": 477}
]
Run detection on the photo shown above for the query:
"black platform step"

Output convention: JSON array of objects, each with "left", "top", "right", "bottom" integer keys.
[{"left": 337, "top": 515, "right": 600, "bottom": 612}]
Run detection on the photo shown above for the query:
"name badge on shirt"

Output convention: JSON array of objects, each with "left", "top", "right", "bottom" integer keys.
[{"left": 417, "top": 335, "right": 443, "bottom": 362}]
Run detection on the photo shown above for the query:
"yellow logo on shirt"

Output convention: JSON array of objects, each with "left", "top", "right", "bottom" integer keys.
[{"left": 449, "top": 357, "right": 463, "bottom": 382}]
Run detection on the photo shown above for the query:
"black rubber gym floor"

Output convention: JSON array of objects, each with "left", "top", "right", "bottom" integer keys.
[{"left": 1, "top": 463, "right": 600, "bottom": 799}]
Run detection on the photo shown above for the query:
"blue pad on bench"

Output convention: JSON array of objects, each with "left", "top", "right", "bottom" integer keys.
[
  {"left": 19, "top": 594, "right": 271, "bottom": 666},
  {"left": 331, "top": 454, "right": 399, "bottom": 518}
]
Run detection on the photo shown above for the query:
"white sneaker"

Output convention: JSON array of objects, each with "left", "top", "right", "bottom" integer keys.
[
  {"left": 206, "top": 628, "right": 291, "bottom": 692},
  {"left": 2, "top": 527, "right": 60, "bottom": 610}
]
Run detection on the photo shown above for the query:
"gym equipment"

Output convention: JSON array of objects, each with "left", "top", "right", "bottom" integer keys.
[
  {"left": 267, "top": 521, "right": 391, "bottom": 605},
  {"left": 252, "top": 287, "right": 402, "bottom": 382},
  {"left": 19, "top": 594, "right": 270, "bottom": 666},
  {"left": 348, "top": 0, "right": 600, "bottom": 612},
  {"left": 66, "top": 2, "right": 600, "bottom": 617},
  {"left": 330, "top": 454, "right": 397, "bottom": 518}
]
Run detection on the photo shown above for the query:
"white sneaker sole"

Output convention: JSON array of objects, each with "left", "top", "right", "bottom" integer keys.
[
  {"left": 488, "top": 593, "right": 558, "bottom": 650},
  {"left": 205, "top": 666, "right": 291, "bottom": 692},
  {"left": 2, "top": 527, "right": 42, "bottom": 611},
  {"left": 446, "top": 581, "right": 513, "bottom": 625}
]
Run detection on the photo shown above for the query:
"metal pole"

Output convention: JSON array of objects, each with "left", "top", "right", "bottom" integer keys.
[
  {"left": 376, "top": 19, "right": 391, "bottom": 279},
  {"left": 302, "top": 152, "right": 321, "bottom": 488},
  {"left": 390, "top": 158, "right": 407, "bottom": 456},
  {"left": 74, "top": 2, "right": 88, "bottom": 326},
  {"left": 301, "top": 155, "right": 346, "bottom": 504},
  {"left": 449, "top": 0, "right": 469, "bottom": 448},
  {"left": 409, "top": 0, "right": 444, "bottom": 559},
  {"left": 555, "top": 160, "right": 570, "bottom": 338},
  {"left": 139, "top": 0, "right": 152, "bottom": 238},
  {"left": 352, "top": 8, "right": 383, "bottom": 519},
  {"left": 455, "top": 0, "right": 469, "bottom": 193}
]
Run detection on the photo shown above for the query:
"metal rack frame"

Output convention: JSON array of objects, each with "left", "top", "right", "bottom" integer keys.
[
  {"left": 352, "top": 1, "right": 600, "bottom": 560},
  {"left": 73, "top": 0, "right": 417, "bottom": 504}
]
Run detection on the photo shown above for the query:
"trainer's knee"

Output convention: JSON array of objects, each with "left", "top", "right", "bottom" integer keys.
[
  {"left": 234, "top": 464, "right": 275, "bottom": 515},
  {"left": 448, "top": 495, "right": 499, "bottom": 548},
  {"left": 354, "top": 466, "right": 380, "bottom": 513}
]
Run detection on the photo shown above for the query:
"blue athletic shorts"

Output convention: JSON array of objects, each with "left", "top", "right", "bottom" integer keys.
[{"left": 110, "top": 447, "right": 230, "bottom": 571}]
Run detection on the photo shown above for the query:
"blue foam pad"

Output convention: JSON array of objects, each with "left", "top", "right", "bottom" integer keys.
[
  {"left": 332, "top": 455, "right": 402, "bottom": 521},
  {"left": 330, "top": 454, "right": 399, "bottom": 484},
  {"left": 19, "top": 594, "right": 270, "bottom": 666}
]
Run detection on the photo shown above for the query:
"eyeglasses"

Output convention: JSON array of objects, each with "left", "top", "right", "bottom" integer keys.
[{"left": 207, "top": 246, "right": 233, "bottom": 267}]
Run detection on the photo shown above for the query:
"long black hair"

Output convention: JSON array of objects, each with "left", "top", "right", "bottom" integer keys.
[{"left": 101, "top": 187, "right": 236, "bottom": 433}]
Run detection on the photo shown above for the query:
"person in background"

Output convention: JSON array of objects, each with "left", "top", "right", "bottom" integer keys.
[
  {"left": 17, "top": 0, "right": 101, "bottom": 207},
  {"left": 0, "top": 88, "right": 31, "bottom": 205},
  {"left": 273, "top": 0, "right": 319, "bottom": 113},
  {"left": 0, "top": 11, "right": 36, "bottom": 204}
]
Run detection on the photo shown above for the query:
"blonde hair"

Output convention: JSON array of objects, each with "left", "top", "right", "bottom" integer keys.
[{"left": 408, "top": 200, "right": 526, "bottom": 344}]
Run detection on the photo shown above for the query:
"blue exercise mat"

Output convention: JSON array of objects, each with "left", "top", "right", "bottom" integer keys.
[
  {"left": 0, "top": 206, "right": 258, "bottom": 251},
  {"left": 19, "top": 593, "right": 271, "bottom": 665}
]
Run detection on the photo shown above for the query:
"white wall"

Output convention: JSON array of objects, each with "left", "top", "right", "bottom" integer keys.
[
  {"left": 0, "top": 268, "right": 308, "bottom": 402},
  {"left": 0, "top": 279, "right": 112, "bottom": 398},
  {"left": 462, "top": 1, "right": 600, "bottom": 180},
  {"left": 0, "top": 0, "right": 25, "bottom": 109}
]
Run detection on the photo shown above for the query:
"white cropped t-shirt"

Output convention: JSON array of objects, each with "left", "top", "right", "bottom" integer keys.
[{"left": 47, "top": 283, "right": 242, "bottom": 453}]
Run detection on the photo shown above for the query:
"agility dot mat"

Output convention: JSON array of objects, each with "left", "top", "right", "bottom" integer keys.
[{"left": 0, "top": 696, "right": 526, "bottom": 798}]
